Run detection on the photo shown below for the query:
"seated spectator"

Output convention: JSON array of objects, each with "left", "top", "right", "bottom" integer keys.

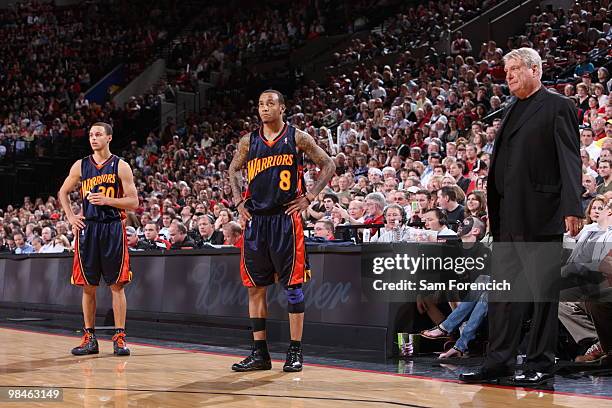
[
  {"left": 560, "top": 201, "right": 612, "bottom": 365},
  {"left": 313, "top": 219, "right": 335, "bottom": 241},
  {"left": 464, "top": 191, "right": 488, "bottom": 223},
  {"left": 582, "top": 174, "right": 599, "bottom": 213},
  {"left": 214, "top": 209, "right": 233, "bottom": 231},
  {"left": 364, "top": 192, "right": 386, "bottom": 239},
  {"left": 142, "top": 222, "right": 171, "bottom": 250},
  {"left": 159, "top": 212, "right": 174, "bottom": 240},
  {"left": 169, "top": 223, "right": 196, "bottom": 249},
  {"left": 31, "top": 236, "right": 43, "bottom": 253},
  {"left": 222, "top": 222, "right": 243, "bottom": 248},
  {"left": 126, "top": 226, "right": 151, "bottom": 251},
  {"left": 575, "top": 196, "right": 608, "bottom": 242},
  {"left": 422, "top": 208, "right": 457, "bottom": 240},
  {"left": 420, "top": 217, "right": 489, "bottom": 358},
  {"left": 180, "top": 206, "right": 197, "bottom": 231},
  {"left": 54, "top": 234, "right": 72, "bottom": 253},
  {"left": 370, "top": 204, "right": 413, "bottom": 243},
  {"left": 307, "top": 193, "right": 338, "bottom": 221},
  {"left": 195, "top": 215, "right": 224, "bottom": 246},
  {"left": 334, "top": 200, "right": 366, "bottom": 225},
  {"left": 39, "top": 227, "right": 64, "bottom": 253},
  {"left": 13, "top": 231, "right": 35, "bottom": 254},
  {"left": 596, "top": 159, "right": 612, "bottom": 194},
  {"left": 438, "top": 186, "right": 465, "bottom": 225}
]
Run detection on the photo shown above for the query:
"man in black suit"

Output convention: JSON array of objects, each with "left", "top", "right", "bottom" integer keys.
[{"left": 459, "top": 47, "right": 582, "bottom": 386}]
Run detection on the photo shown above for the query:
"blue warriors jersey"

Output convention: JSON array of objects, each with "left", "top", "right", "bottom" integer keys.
[
  {"left": 80, "top": 155, "right": 123, "bottom": 222},
  {"left": 245, "top": 124, "right": 303, "bottom": 213}
]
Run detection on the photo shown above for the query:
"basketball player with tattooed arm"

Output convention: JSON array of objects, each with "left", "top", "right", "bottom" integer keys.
[
  {"left": 229, "top": 90, "right": 335, "bottom": 372},
  {"left": 59, "top": 122, "right": 139, "bottom": 356}
]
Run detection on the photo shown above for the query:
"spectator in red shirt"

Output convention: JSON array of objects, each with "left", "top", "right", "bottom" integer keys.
[
  {"left": 223, "top": 221, "right": 243, "bottom": 248},
  {"left": 142, "top": 222, "right": 171, "bottom": 250},
  {"left": 364, "top": 192, "right": 385, "bottom": 236},
  {"left": 313, "top": 219, "right": 335, "bottom": 241}
]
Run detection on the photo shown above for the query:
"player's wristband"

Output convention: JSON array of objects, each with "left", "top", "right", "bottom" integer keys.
[{"left": 304, "top": 193, "right": 313, "bottom": 204}]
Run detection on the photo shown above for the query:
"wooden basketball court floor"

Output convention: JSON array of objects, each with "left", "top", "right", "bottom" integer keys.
[{"left": 0, "top": 327, "right": 611, "bottom": 407}]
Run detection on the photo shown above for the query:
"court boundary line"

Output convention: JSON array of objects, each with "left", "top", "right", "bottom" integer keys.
[{"left": 1, "top": 325, "right": 611, "bottom": 402}]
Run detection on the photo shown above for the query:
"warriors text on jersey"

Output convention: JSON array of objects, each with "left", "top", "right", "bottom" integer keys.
[
  {"left": 80, "top": 154, "right": 123, "bottom": 222},
  {"left": 245, "top": 124, "right": 303, "bottom": 213}
]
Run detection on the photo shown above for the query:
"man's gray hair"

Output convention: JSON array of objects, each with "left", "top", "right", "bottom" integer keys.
[
  {"left": 503, "top": 47, "right": 542, "bottom": 79},
  {"left": 365, "top": 192, "right": 386, "bottom": 210}
]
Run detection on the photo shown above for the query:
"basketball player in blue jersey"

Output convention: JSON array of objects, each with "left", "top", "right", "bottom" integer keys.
[
  {"left": 58, "top": 122, "right": 139, "bottom": 356},
  {"left": 229, "top": 90, "right": 336, "bottom": 372}
]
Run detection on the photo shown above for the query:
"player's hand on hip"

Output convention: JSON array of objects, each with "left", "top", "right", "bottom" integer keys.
[
  {"left": 565, "top": 215, "right": 582, "bottom": 237},
  {"left": 87, "top": 192, "right": 108, "bottom": 206},
  {"left": 285, "top": 196, "right": 310, "bottom": 215},
  {"left": 68, "top": 214, "right": 86, "bottom": 231},
  {"left": 238, "top": 202, "right": 252, "bottom": 221}
]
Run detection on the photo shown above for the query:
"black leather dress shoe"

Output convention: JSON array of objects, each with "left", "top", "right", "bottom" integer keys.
[
  {"left": 458, "top": 367, "right": 512, "bottom": 384},
  {"left": 512, "top": 370, "right": 554, "bottom": 386}
]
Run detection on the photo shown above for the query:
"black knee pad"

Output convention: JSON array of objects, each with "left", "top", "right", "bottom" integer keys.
[{"left": 286, "top": 285, "right": 305, "bottom": 314}]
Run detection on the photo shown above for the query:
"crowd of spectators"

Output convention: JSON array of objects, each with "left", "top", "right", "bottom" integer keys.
[
  {"left": 166, "top": 0, "right": 390, "bottom": 90},
  {"left": 329, "top": 0, "right": 498, "bottom": 70},
  {"left": 0, "top": 0, "right": 199, "bottom": 161},
  {"left": 1, "top": 0, "right": 611, "bottom": 253},
  {"left": 0, "top": 0, "right": 611, "bottom": 365}
]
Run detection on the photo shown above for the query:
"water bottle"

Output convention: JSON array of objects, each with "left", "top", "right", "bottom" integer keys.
[{"left": 363, "top": 228, "right": 371, "bottom": 243}]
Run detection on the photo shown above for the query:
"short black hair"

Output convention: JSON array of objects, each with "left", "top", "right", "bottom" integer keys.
[
  {"left": 260, "top": 89, "right": 285, "bottom": 105},
  {"left": 323, "top": 193, "right": 339, "bottom": 204},
  {"left": 92, "top": 122, "right": 113, "bottom": 136},
  {"left": 439, "top": 186, "right": 458, "bottom": 202}
]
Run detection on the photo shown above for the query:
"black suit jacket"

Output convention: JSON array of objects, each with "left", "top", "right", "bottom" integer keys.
[{"left": 487, "top": 87, "right": 582, "bottom": 241}]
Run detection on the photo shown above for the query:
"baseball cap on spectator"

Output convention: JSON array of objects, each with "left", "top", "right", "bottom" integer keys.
[
  {"left": 458, "top": 216, "right": 486, "bottom": 240},
  {"left": 407, "top": 186, "right": 420, "bottom": 194},
  {"left": 126, "top": 226, "right": 137, "bottom": 236},
  {"left": 50, "top": 213, "right": 60, "bottom": 220},
  {"left": 436, "top": 95, "right": 445, "bottom": 102}
]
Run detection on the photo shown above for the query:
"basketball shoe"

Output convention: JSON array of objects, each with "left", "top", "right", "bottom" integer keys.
[
  {"left": 283, "top": 344, "right": 303, "bottom": 372},
  {"left": 112, "top": 331, "right": 131, "bottom": 356},
  {"left": 71, "top": 330, "right": 99, "bottom": 355},
  {"left": 232, "top": 347, "right": 272, "bottom": 371}
]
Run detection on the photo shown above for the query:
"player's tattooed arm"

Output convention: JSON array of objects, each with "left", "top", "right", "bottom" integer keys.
[
  {"left": 228, "top": 134, "right": 252, "bottom": 220},
  {"left": 286, "top": 130, "right": 336, "bottom": 215},
  {"left": 296, "top": 129, "right": 336, "bottom": 199}
]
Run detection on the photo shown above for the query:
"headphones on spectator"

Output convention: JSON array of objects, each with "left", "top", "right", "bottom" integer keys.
[{"left": 383, "top": 204, "right": 407, "bottom": 225}]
